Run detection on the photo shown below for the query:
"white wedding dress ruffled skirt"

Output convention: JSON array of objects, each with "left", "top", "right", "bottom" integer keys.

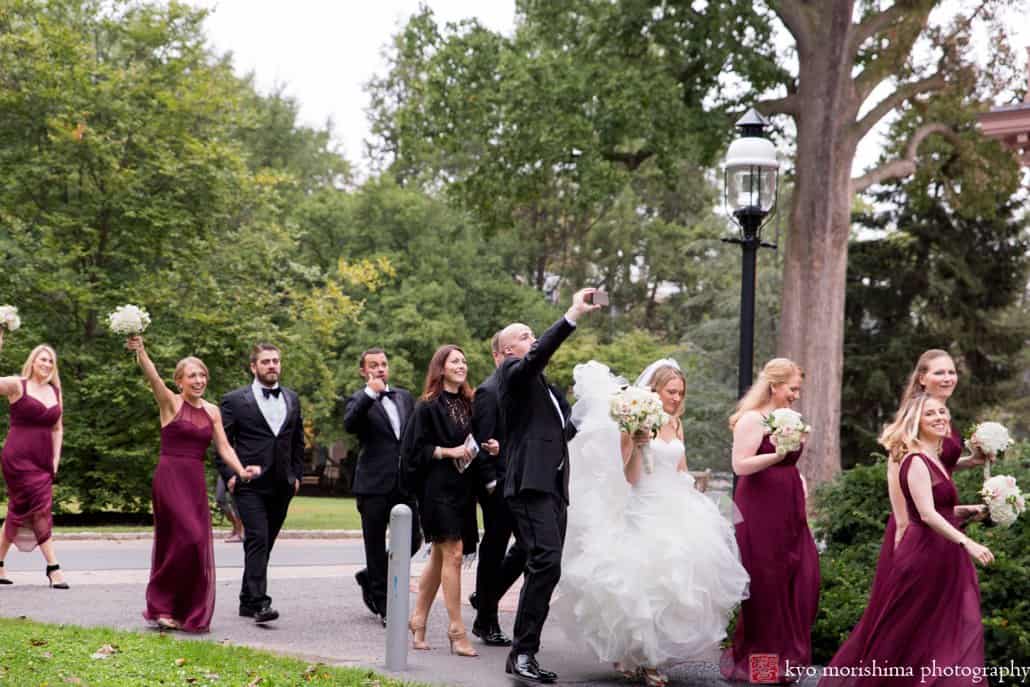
[{"left": 554, "top": 361, "right": 750, "bottom": 670}]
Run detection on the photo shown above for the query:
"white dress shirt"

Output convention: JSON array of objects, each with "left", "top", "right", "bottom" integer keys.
[
  {"left": 364, "top": 385, "right": 401, "bottom": 439},
  {"left": 252, "top": 380, "right": 287, "bottom": 436}
]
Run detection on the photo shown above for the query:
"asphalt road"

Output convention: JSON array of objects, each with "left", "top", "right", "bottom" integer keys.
[{"left": 0, "top": 538, "right": 814, "bottom": 687}]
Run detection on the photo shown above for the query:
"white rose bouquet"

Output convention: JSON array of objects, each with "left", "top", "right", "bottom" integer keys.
[
  {"left": 764, "top": 408, "right": 811, "bottom": 456},
  {"left": 0, "top": 305, "right": 20, "bottom": 332},
  {"left": 610, "top": 386, "right": 667, "bottom": 473},
  {"left": 107, "top": 304, "right": 152, "bottom": 336},
  {"left": 980, "top": 474, "right": 1026, "bottom": 528},
  {"left": 967, "top": 421, "right": 1015, "bottom": 479}
]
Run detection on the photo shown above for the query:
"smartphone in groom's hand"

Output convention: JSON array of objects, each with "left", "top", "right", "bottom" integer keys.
[{"left": 587, "top": 290, "right": 609, "bottom": 306}]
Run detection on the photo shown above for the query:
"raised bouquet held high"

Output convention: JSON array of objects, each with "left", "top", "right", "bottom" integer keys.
[
  {"left": 0, "top": 305, "right": 20, "bottom": 332},
  {"left": 764, "top": 408, "right": 811, "bottom": 456},
  {"left": 107, "top": 304, "right": 152, "bottom": 336},
  {"left": 609, "top": 385, "right": 667, "bottom": 473}
]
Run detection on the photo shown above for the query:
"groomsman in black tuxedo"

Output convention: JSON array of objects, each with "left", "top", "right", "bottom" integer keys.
[
  {"left": 218, "top": 343, "right": 305, "bottom": 625},
  {"left": 469, "top": 331, "right": 524, "bottom": 647},
  {"left": 343, "top": 347, "right": 421, "bottom": 625},
  {"left": 498, "top": 288, "right": 600, "bottom": 683}
]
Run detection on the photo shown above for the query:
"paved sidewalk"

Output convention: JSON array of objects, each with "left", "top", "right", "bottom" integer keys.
[{"left": 0, "top": 538, "right": 813, "bottom": 687}]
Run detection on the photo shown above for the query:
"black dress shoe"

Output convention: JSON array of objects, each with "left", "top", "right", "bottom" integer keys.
[
  {"left": 252, "top": 606, "right": 279, "bottom": 624},
  {"left": 355, "top": 569, "right": 380, "bottom": 616},
  {"left": 469, "top": 591, "right": 479, "bottom": 610},
  {"left": 472, "top": 621, "right": 511, "bottom": 646},
  {"left": 505, "top": 653, "right": 557, "bottom": 683}
]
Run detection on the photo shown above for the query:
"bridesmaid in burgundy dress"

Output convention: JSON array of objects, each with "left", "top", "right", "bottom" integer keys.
[
  {"left": 721, "top": 358, "right": 820, "bottom": 682},
  {"left": 127, "top": 336, "right": 259, "bottom": 632},
  {"left": 0, "top": 335, "right": 69, "bottom": 588},
  {"left": 819, "top": 393, "right": 992, "bottom": 686},
  {"left": 845, "top": 350, "right": 990, "bottom": 656}
]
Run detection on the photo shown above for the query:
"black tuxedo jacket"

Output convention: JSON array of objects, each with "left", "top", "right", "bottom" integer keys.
[
  {"left": 498, "top": 317, "right": 578, "bottom": 503},
  {"left": 343, "top": 386, "right": 415, "bottom": 496},
  {"left": 217, "top": 385, "right": 305, "bottom": 492},
  {"left": 472, "top": 369, "right": 504, "bottom": 488}
]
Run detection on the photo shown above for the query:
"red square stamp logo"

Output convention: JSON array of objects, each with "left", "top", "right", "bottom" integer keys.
[{"left": 749, "top": 654, "right": 780, "bottom": 683}]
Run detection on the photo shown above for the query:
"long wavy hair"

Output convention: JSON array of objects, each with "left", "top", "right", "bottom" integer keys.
[
  {"left": 21, "top": 344, "right": 61, "bottom": 390},
  {"left": 899, "top": 349, "right": 953, "bottom": 406},
  {"left": 879, "top": 391, "right": 938, "bottom": 462},
  {"left": 728, "top": 357, "right": 802, "bottom": 430},
  {"left": 420, "top": 344, "right": 474, "bottom": 405}
]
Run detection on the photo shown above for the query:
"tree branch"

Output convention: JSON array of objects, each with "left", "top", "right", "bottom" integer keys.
[
  {"left": 602, "top": 149, "right": 654, "bottom": 171},
  {"left": 852, "top": 72, "right": 947, "bottom": 141},
  {"left": 850, "top": 2, "right": 911, "bottom": 55},
  {"left": 851, "top": 122, "right": 960, "bottom": 192},
  {"left": 773, "top": 0, "right": 812, "bottom": 48},
  {"left": 756, "top": 94, "right": 800, "bottom": 117}
]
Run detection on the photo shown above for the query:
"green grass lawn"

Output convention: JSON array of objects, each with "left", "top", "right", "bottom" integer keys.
[
  {"left": 1, "top": 496, "right": 364, "bottom": 534},
  {"left": 0, "top": 617, "right": 416, "bottom": 687}
]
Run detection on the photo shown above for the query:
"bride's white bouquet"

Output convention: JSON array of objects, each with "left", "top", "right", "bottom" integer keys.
[
  {"left": 107, "top": 304, "right": 152, "bottom": 336},
  {"left": 0, "top": 305, "right": 21, "bottom": 332},
  {"left": 610, "top": 386, "right": 667, "bottom": 473},
  {"left": 764, "top": 408, "right": 811, "bottom": 456},
  {"left": 980, "top": 474, "right": 1025, "bottom": 528}
]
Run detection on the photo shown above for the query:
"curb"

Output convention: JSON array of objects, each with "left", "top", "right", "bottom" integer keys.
[{"left": 53, "top": 529, "right": 365, "bottom": 541}]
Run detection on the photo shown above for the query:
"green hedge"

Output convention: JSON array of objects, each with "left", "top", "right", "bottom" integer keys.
[{"left": 812, "top": 441, "right": 1030, "bottom": 671}]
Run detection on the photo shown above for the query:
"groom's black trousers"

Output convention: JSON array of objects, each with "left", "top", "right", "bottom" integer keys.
[
  {"left": 507, "top": 489, "right": 567, "bottom": 656},
  {"left": 474, "top": 484, "right": 525, "bottom": 625}
]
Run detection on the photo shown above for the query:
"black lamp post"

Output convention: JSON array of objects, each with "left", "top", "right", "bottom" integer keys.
[{"left": 723, "top": 108, "right": 780, "bottom": 398}]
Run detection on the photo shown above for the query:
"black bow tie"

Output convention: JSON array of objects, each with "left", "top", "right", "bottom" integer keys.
[
  {"left": 261, "top": 387, "right": 281, "bottom": 399},
  {"left": 379, "top": 389, "right": 395, "bottom": 399}
]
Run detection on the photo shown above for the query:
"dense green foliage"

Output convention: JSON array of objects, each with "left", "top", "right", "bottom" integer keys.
[{"left": 812, "top": 442, "right": 1030, "bottom": 670}]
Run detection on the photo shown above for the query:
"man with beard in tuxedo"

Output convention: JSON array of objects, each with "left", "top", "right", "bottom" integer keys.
[
  {"left": 344, "top": 347, "right": 421, "bottom": 626},
  {"left": 218, "top": 343, "right": 305, "bottom": 624},
  {"left": 498, "top": 288, "right": 600, "bottom": 683}
]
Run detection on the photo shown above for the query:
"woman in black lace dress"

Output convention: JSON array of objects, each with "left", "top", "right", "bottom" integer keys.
[{"left": 401, "top": 344, "right": 479, "bottom": 657}]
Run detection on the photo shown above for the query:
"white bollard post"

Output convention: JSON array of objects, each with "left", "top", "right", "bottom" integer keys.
[{"left": 385, "top": 504, "right": 412, "bottom": 671}]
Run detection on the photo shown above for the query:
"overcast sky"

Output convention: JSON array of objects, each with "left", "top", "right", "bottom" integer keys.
[
  {"left": 184, "top": 1, "right": 1027, "bottom": 180},
  {"left": 184, "top": 0, "right": 516, "bottom": 174}
]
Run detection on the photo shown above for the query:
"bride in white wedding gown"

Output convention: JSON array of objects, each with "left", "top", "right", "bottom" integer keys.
[{"left": 555, "top": 359, "right": 749, "bottom": 687}]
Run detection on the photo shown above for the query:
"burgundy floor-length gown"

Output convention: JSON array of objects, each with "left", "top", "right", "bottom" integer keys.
[
  {"left": 143, "top": 401, "right": 216, "bottom": 632},
  {"left": 819, "top": 453, "right": 983, "bottom": 687},
  {"left": 721, "top": 435, "right": 820, "bottom": 682},
  {"left": 1, "top": 380, "right": 61, "bottom": 551},
  {"left": 852, "top": 425, "right": 964, "bottom": 651}
]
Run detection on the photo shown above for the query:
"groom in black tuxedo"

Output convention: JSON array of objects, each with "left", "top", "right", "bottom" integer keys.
[
  {"left": 343, "top": 347, "right": 421, "bottom": 625},
  {"left": 218, "top": 343, "right": 305, "bottom": 625},
  {"left": 498, "top": 288, "right": 600, "bottom": 683}
]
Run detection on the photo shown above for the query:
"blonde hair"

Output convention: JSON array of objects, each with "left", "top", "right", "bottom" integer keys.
[
  {"left": 649, "top": 365, "right": 686, "bottom": 432},
  {"left": 729, "top": 357, "right": 802, "bottom": 429},
  {"left": 173, "top": 356, "right": 209, "bottom": 385},
  {"left": 22, "top": 344, "right": 61, "bottom": 390},
  {"left": 879, "top": 391, "right": 937, "bottom": 462},
  {"left": 899, "top": 349, "right": 953, "bottom": 406}
]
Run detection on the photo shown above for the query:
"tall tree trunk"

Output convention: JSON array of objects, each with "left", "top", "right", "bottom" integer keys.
[{"left": 777, "top": 2, "right": 859, "bottom": 486}]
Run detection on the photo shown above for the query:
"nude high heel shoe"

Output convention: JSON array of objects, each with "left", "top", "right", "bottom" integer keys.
[
  {"left": 409, "top": 617, "right": 430, "bottom": 650},
  {"left": 447, "top": 628, "right": 478, "bottom": 657}
]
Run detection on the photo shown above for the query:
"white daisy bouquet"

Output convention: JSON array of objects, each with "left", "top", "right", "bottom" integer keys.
[
  {"left": 0, "top": 305, "right": 20, "bottom": 332},
  {"left": 764, "top": 408, "right": 811, "bottom": 456},
  {"left": 980, "top": 474, "right": 1026, "bottom": 528},
  {"left": 107, "top": 304, "right": 152, "bottom": 336},
  {"left": 967, "top": 421, "right": 1015, "bottom": 479},
  {"left": 609, "top": 385, "right": 667, "bottom": 473}
]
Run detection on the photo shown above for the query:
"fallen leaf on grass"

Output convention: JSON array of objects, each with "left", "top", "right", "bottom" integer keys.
[
  {"left": 90, "top": 644, "right": 117, "bottom": 659},
  {"left": 246, "top": 677, "right": 262, "bottom": 687},
  {"left": 64, "top": 678, "right": 83, "bottom": 685},
  {"left": 29, "top": 638, "right": 48, "bottom": 647},
  {"left": 175, "top": 658, "right": 187, "bottom": 667},
  {"left": 41, "top": 651, "right": 53, "bottom": 659}
]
